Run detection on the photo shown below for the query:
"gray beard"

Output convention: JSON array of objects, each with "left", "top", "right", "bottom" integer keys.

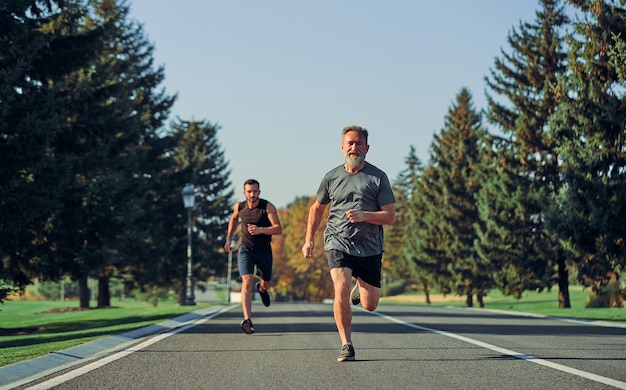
[{"left": 344, "top": 153, "right": 366, "bottom": 169}]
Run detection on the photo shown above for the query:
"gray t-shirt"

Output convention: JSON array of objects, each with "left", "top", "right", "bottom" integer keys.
[{"left": 316, "top": 162, "right": 396, "bottom": 257}]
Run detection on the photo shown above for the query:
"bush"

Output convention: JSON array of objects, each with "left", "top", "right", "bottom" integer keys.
[
  {"left": 0, "top": 286, "right": 18, "bottom": 305},
  {"left": 133, "top": 286, "right": 170, "bottom": 306},
  {"left": 586, "top": 281, "right": 625, "bottom": 308}
]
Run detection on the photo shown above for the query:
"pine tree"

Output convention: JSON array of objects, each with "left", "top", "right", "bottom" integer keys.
[
  {"left": 42, "top": 0, "right": 176, "bottom": 307},
  {"left": 406, "top": 162, "right": 454, "bottom": 297},
  {"left": 174, "top": 118, "right": 233, "bottom": 302},
  {"left": 483, "top": 0, "right": 571, "bottom": 306},
  {"left": 124, "top": 118, "right": 233, "bottom": 306},
  {"left": 416, "top": 88, "right": 491, "bottom": 307},
  {"left": 474, "top": 137, "right": 553, "bottom": 299},
  {"left": 386, "top": 147, "right": 423, "bottom": 297},
  {"left": 0, "top": 0, "right": 105, "bottom": 292},
  {"left": 547, "top": 0, "right": 626, "bottom": 305}
]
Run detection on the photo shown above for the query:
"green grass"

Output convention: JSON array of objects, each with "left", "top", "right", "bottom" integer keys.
[
  {"left": 379, "top": 285, "right": 626, "bottom": 323},
  {"left": 0, "top": 299, "right": 217, "bottom": 367}
]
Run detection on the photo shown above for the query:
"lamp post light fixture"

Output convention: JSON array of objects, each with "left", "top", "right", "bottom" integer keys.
[{"left": 181, "top": 183, "right": 196, "bottom": 306}]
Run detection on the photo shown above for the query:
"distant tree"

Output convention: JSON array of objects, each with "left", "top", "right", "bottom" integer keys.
[
  {"left": 175, "top": 119, "right": 233, "bottom": 296},
  {"left": 425, "top": 88, "right": 492, "bottom": 307},
  {"left": 282, "top": 196, "right": 333, "bottom": 302},
  {"left": 547, "top": 0, "right": 626, "bottom": 303},
  {"left": 385, "top": 147, "right": 422, "bottom": 296},
  {"left": 125, "top": 118, "right": 233, "bottom": 306},
  {"left": 268, "top": 209, "right": 295, "bottom": 301},
  {"left": 483, "top": 0, "right": 570, "bottom": 306}
]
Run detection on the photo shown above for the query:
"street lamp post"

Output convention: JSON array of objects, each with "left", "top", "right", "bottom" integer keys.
[
  {"left": 182, "top": 183, "right": 196, "bottom": 306},
  {"left": 227, "top": 239, "right": 233, "bottom": 303}
]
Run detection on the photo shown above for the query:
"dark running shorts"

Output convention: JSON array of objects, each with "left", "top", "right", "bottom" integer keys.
[
  {"left": 327, "top": 249, "right": 382, "bottom": 288},
  {"left": 238, "top": 245, "right": 273, "bottom": 281}
]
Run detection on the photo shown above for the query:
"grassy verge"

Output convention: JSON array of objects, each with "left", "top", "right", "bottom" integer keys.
[
  {"left": 0, "top": 299, "right": 217, "bottom": 367},
  {"left": 379, "top": 285, "right": 626, "bottom": 323}
]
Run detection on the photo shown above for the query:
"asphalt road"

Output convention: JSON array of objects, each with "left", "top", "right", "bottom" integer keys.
[{"left": 4, "top": 303, "right": 626, "bottom": 390}]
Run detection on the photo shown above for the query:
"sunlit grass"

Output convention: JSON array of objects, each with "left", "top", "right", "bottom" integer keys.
[
  {"left": 0, "top": 299, "right": 216, "bottom": 367},
  {"left": 379, "top": 285, "right": 626, "bottom": 322}
]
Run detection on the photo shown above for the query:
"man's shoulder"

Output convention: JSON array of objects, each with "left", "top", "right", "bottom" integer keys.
[
  {"left": 325, "top": 164, "right": 344, "bottom": 174},
  {"left": 322, "top": 164, "right": 345, "bottom": 179},
  {"left": 363, "top": 161, "right": 387, "bottom": 176}
]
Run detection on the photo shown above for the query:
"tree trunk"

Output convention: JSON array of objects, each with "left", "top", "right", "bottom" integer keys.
[
  {"left": 423, "top": 282, "right": 431, "bottom": 304},
  {"left": 97, "top": 276, "right": 111, "bottom": 308},
  {"left": 178, "top": 284, "right": 186, "bottom": 306},
  {"left": 78, "top": 276, "right": 90, "bottom": 308},
  {"left": 465, "top": 294, "right": 473, "bottom": 307},
  {"left": 477, "top": 293, "right": 484, "bottom": 308},
  {"left": 557, "top": 253, "right": 571, "bottom": 308}
]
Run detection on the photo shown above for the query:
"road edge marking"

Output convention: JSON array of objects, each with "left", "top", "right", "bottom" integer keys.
[{"left": 371, "top": 310, "right": 626, "bottom": 390}]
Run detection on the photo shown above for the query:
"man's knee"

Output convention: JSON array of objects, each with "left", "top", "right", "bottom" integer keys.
[{"left": 361, "top": 300, "right": 378, "bottom": 312}]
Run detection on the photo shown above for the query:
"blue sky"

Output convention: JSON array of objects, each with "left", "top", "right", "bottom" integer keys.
[{"left": 129, "top": 1, "right": 543, "bottom": 208}]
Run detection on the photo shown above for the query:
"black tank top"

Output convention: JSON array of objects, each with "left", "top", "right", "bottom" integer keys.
[{"left": 238, "top": 199, "right": 272, "bottom": 251}]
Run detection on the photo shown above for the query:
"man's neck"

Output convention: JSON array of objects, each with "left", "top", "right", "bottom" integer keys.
[{"left": 344, "top": 162, "right": 366, "bottom": 173}]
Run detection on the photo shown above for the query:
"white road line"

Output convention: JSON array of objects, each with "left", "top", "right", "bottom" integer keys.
[
  {"left": 22, "top": 306, "right": 235, "bottom": 390},
  {"left": 372, "top": 311, "right": 626, "bottom": 390}
]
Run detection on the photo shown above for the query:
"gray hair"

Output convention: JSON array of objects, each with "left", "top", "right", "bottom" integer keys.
[{"left": 342, "top": 125, "right": 368, "bottom": 144}]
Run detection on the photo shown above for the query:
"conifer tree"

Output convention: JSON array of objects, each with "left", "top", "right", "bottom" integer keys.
[
  {"left": 547, "top": 0, "right": 626, "bottom": 303},
  {"left": 474, "top": 136, "right": 553, "bottom": 299},
  {"left": 405, "top": 162, "right": 454, "bottom": 298},
  {"left": 124, "top": 118, "right": 233, "bottom": 306},
  {"left": 173, "top": 119, "right": 233, "bottom": 302},
  {"left": 43, "top": 0, "right": 175, "bottom": 307},
  {"left": 387, "top": 147, "right": 424, "bottom": 297},
  {"left": 418, "top": 88, "right": 491, "bottom": 307},
  {"left": 483, "top": 0, "right": 571, "bottom": 306},
  {"left": 0, "top": 0, "right": 106, "bottom": 294}
]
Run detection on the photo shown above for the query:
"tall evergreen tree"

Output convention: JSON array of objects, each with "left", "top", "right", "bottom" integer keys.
[
  {"left": 405, "top": 161, "right": 454, "bottom": 298},
  {"left": 474, "top": 136, "right": 553, "bottom": 298},
  {"left": 174, "top": 119, "right": 233, "bottom": 298},
  {"left": 0, "top": 0, "right": 106, "bottom": 293},
  {"left": 416, "top": 88, "right": 491, "bottom": 307},
  {"left": 42, "top": 0, "right": 176, "bottom": 307},
  {"left": 386, "top": 147, "right": 423, "bottom": 296},
  {"left": 123, "top": 118, "right": 233, "bottom": 306},
  {"left": 547, "top": 0, "right": 626, "bottom": 303},
  {"left": 483, "top": 0, "right": 571, "bottom": 306}
]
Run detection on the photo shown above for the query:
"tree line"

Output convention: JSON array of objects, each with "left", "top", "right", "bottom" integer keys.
[
  {"left": 1, "top": 0, "right": 233, "bottom": 306},
  {"left": 388, "top": 0, "right": 626, "bottom": 308},
  {"left": 2, "top": 0, "right": 625, "bottom": 310},
  {"left": 271, "top": 0, "right": 625, "bottom": 309}
]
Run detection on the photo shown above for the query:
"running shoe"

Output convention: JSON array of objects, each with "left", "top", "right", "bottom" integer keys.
[
  {"left": 350, "top": 282, "right": 361, "bottom": 306},
  {"left": 337, "top": 343, "right": 355, "bottom": 362},
  {"left": 240, "top": 319, "right": 255, "bottom": 334},
  {"left": 256, "top": 281, "right": 271, "bottom": 307}
]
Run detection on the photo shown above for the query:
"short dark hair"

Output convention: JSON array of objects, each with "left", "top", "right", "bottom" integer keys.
[
  {"left": 244, "top": 179, "right": 259, "bottom": 188},
  {"left": 342, "top": 125, "right": 368, "bottom": 144}
]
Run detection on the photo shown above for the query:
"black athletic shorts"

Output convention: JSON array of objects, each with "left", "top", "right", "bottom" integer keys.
[{"left": 327, "top": 249, "right": 382, "bottom": 288}]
